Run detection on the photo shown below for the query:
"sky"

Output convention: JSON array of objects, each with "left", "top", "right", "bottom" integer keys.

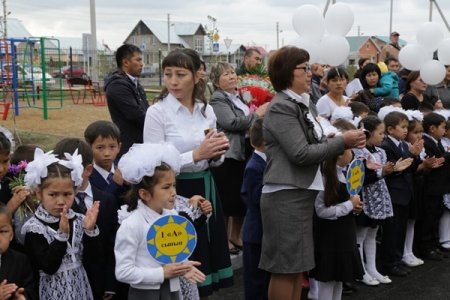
[{"left": 8, "top": 0, "right": 450, "bottom": 51}]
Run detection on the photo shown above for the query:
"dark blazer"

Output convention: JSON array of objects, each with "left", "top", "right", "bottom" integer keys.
[
  {"left": 422, "top": 135, "right": 450, "bottom": 196},
  {"left": 210, "top": 90, "right": 259, "bottom": 161},
  {"left": 0, "top": 248, "right": 37, "bottom": 300},
  {"left": 241, "top": 152, "right": 266, "bottom": 244},
  {"left": 89, "top": 168, "right": 127, "bottom": 198},
  {"left": 72, "top": 185, "right": 119, "bottom": 299},
  {"left": 263, "top": 92, "right": 345, "bottom": 189},
  {"left": 104, "top": 70, "right": 149, "bottom": 158},
  {"left": 381, "top": 137, "right": 418, "bottom": 205}
]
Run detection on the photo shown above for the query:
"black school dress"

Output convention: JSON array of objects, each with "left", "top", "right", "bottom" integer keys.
[{"left": 312, "top": 182, "right": 364, "bottom": 282}]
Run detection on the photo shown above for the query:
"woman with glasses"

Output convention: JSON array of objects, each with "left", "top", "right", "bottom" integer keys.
[
  {"left": 316, "top": 67, "right": 350, "bottom": 119},
  {"left": 402, "top": 71, "right": 442, "bottom": 111},
  {"left": 259, "top": 46, "right": 366, "bottom": 300}
]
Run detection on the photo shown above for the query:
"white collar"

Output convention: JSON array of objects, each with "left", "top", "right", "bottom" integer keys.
[
  {"left": 137, "top": 200, "right": 174, "bottom": 224},
  {"left": 35, "top": 205, "right": 76, "bottom": 224},
  {"left": 166, "top": 93, "right": 201, "bottom": 114},
  {"left": 94, "top": 163, "right": 115, "bottom": 180},
  {"left": 126, "top": 73, "right": 138, "bottom": 87},
  {"left": 423, "top": 133, "right": 439, "bottom": 144},
  {"left": 254, "top": 150, "right": 267, "bottom": 162},
  {"left": 282, "top": 89, "right": 311, "bottom": 107},
  {"left": 77, "top": 182, "right": 93, "bottom": 198},
  {"left": 388, "top": 135, "right": 401, "bottom": 147}
]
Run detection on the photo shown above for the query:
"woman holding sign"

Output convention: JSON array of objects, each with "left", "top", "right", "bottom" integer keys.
[{"left": 260, "top": 46, "right": 366, "bottom": 300}]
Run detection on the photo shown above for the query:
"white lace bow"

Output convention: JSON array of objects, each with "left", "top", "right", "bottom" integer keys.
[
  {"left": 118, "top": 143, "right": 181, "bottom": 184},
  {"left": 24, "top": 148, "right": 84, "bottom": 189}
]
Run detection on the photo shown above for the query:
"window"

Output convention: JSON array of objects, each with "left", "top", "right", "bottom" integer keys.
[{"left": 194, "top": 38, "right": 203, "bottom": 53}]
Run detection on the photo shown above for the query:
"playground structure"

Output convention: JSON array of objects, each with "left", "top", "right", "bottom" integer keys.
[{"left": 0, "top": 37, "right": 63, "bottom": 120}]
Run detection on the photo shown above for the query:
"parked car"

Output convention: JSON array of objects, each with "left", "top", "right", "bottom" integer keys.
[
  {"left": 0, "top": 63, "right": 55, "bottom": 86},
  {"left": 23, "top": 66, "right": 56, "bottom": 85},
  {"left": 140, "top": 65, "right": 156, "bottom": 78},
  {"left": 52, "top": 66, "right": 86, "bottom": 78}
]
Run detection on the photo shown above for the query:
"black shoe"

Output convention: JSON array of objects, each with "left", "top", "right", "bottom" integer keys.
[
  {"left": 435, "top": 248, "right": 449, "bottom": 258},
  {"left": 342, "top": 282, "right": 354, "bottom": 295},
  {"left": 398, "top": 264, "right": 411, "bottom": 274},
  {"left": 422, "top": 250, "right": 443, "bottom": 261},
  {"left": 386, "top": 265, "right": 408, "bottom": 277},
  {"left": 439, "top": 245, "right": 450, "bottom": 253}
]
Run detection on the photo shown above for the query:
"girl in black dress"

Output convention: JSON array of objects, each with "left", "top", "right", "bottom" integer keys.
[{"left": 313, "top": 147, "right": 364, "bottom": 300}]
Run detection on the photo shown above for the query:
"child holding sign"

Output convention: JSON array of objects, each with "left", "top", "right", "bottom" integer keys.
[
  {"left": 114, "top": 143, "right": 205, "bottom": 300},
  {"left": 312, "top": 121, "right": 364, "bottom": 300}
]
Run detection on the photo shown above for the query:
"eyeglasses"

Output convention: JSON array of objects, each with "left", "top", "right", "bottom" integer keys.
[{"left": 295, "top": 65, "right": 312, "bottom": 73}]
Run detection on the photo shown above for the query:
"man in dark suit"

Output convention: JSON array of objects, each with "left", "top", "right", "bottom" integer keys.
[
  {"left": 241, "top": 119, "right": 270, "bottom": 300},
  {"left": 53, "top": 138, "right": 120, "bottom": 300},
  {"left": 104, "top": 44, "right": 149, "bottom": 158}
]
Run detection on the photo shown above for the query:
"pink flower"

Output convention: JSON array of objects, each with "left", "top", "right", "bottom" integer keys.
[{"left": 17, "top": 160, "right": 28, "bottom": 171}]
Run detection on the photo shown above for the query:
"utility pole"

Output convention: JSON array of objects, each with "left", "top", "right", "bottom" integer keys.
[
  {"left": 389, "top": 0, "right": 393, "bottom": 35},
  {"left": 89, "top": 0, "right": 98, "bottom": 82},
  {"left": 2, "top": 0, "right": 7, "bottom": 39},
  {"left": 167, "top": 13, "right": 171, "bottom": 52},
  {"left": 276, "top": 22, "right": 279, "bottom": 49}
]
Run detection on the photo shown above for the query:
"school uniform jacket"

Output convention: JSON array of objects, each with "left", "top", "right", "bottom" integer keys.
[
  {"left": 381, "top": 137, "right": 419, "bottom": 206},
  {"left": 0, "top": 248, "right": 37, "bottom": 300},
  {"left": 241, "top": 152, "right": 266, "bottom": 244},
  {"left": 89, "top": 168, "right": 127, "bottom": 199},
  {"left": 422, "top": 135, "right": 450, "bottom": 196}
]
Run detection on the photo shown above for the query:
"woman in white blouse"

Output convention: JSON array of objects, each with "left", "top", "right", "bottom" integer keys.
[
  {"left": 143, "top": 49, "right": 234, "bottom": 298},
  {"left": 208, "top": 62, "right": 268, "bottom": 254}
]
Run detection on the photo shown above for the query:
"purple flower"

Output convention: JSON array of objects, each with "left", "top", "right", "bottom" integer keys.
[{"left": 8, "top": 164, "right": 20, "bottom": 176}]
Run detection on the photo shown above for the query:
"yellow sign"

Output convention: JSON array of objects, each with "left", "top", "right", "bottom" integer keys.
[
  {"left": 346, "top": 159, "right": 365, "bottom": 196},
  {"left": 213, "top": 33, "right": 220, "bottom": 42},
  {"left": 147, "top": 215, "right": 197, "bottom": 264}
]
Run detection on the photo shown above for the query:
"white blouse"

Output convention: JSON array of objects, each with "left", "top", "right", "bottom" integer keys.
[
  {"left": 144, "top": 93, "right": 224, "bottom": 173},
  {"left": 114, "top": 200, "right": 179, "bottom": 291}
]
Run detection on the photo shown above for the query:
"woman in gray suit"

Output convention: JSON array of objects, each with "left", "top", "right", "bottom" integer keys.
[
  {"left": 209, "top": 62, "right": 268, "bottom": 254},
  {"left": 260, "top": 46, "right": 366, "bottom": 300}
]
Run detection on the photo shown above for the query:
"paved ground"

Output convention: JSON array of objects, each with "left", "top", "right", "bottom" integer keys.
[{"left": 210, "top": 254, "right": 450, "bottom": 300}]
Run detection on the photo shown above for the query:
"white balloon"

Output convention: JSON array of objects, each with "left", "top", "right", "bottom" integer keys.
[
  {"left": 399, "top": 44, "right": 427, "bottom": 71},
  {"left": 438, "top": 38, "right": 450, "bottom": 65},
  {"left": 320, "top": 35, "right": 350, "bottom": 66},
  {"left": 325, "top": 3, "right": 354, "bottom": 36},
  {"left": 420, "top": 60, "right": 446, "bottom": 85},
  {"left": 416, "top": 22, "right": 444, "bottom": 52},
  {"left": 292, "top": 5, "right": 325, "bottom": 42},
  {"left": 289, "top": 37, "right": 322, "bottom": 64}
]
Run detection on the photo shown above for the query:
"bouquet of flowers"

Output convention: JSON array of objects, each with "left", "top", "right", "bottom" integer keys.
[
  {"left": 237, "top": 64, "right": 275, "bottom": 113},
  {"left": 7, "top": 160, "right": 36, "bottom": 221}
]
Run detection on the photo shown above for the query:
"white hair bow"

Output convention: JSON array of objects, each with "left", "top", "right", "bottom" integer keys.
[
  {"left": 24, "top": 148, "right": 85, "bottom": 189},
  {"left": 24, "top": 148, "right": 59, "bottom": 188},
  {"left": 58, "top": 149, "right": 84, "bottom": 188},
  {"left": 118, "top": 143, "right": 181, "bottom": 184}
]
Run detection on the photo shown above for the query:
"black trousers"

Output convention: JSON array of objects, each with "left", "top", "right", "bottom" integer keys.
[
  {"left": 416, "top": 194, "right": 444, "bottom": 254},
  {"left": 243, "top": 242, "right": 270, "bottom": 300},
  {"left": 380, "top": 204, "right": 409, "bottom": 269}
]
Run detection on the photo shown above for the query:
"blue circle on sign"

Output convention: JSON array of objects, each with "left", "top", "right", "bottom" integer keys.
[
  {"left": 346, "top": 159, "right": 365, "bottom": 196},
  {"left": 147, "top": 214, "right": 197, "bottom": 265}
]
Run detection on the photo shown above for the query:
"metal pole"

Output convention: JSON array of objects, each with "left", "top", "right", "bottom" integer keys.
[
  {"left": 90, "top": 0, "right": 98, "bottom": 82},
  {"left": 433, "top": 0, "right": 450, "bottom": 32},
  {"left": 276, "top": 22, "right": 279, "bottom": 49},
  {"left": 2, "top": 0, "right": 6, "bottom": 39},
  {"left": 158, "top": 49, "right": 162, "bottom": 87},
  {"left": 389, "top": 0, "right": 393, "bottom": 35},
  {"left": 429, "top": 0, "right": 433, "bottom": 21},
  {"left": 167, "top": 13, "right": 171, "bottom": 52},
  {"left": 323, "top": 0, "right": 331, "bottom": 16}
]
